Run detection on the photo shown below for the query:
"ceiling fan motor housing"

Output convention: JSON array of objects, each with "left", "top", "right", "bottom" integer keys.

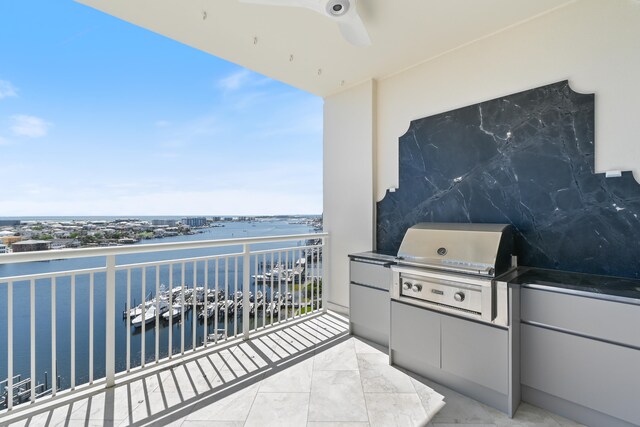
[{"left": 326, "top": 0, "right": 350, "bottom": 17}]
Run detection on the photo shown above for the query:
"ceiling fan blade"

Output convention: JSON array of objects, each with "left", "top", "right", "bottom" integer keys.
[{"left": 337, "top": 11, "right": 371, "bottom": 47}]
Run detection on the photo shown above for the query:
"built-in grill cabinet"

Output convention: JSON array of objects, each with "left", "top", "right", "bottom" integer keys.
[{"left": 388, "top": 223, "right": 521, "bottom": 417}]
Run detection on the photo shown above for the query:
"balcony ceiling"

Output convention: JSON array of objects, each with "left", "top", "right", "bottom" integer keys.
[{"left": 76, "top": 0, "right": 574, "bottom": 97}]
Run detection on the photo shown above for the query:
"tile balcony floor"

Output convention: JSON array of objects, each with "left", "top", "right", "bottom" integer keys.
[{"left": 0, "top": 313, "right": 584, "bottom": 427}]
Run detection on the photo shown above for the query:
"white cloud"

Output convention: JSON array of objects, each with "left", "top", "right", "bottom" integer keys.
[
  {"left": 218, "top": 69, "right": 252, "bottom": 91},
  {"left": 0, "top": 80, "right": 18, "bottom": 99},
  {"left": 155, "top": 120, "right": 171, "bottom": 128},
  {"left": 10, "top": 115, "right": 51, "bottom": 138}
]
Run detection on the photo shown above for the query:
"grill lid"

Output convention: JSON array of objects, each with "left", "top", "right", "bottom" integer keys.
[{"left": 396, "top": 223, "right": 514, "bottom": 277}]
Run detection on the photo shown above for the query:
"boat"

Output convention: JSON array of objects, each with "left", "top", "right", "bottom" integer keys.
[
  {"left": 131, "top": 299, "right": 169, "bottom": 328},
  {"left": 207, "top": 329, "right": 227, "bottom": 342},
  {"left": 162, "top": 303, "right": 188, "bottom": 321},
  {"left": 252, "top": 258, "right": 307, "bottom": 284},
  {"left": 199, "top": 302, "right": 216, "bottom": 319}
]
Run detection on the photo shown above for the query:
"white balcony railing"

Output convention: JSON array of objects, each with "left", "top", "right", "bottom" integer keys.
[{"left": 0, "top": 232, "right": 328, "bottom": 414}]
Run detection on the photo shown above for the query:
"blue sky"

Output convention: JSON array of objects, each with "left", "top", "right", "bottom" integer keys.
[{"left": 0, "top": 1, "right": 323, "bottom": 216}]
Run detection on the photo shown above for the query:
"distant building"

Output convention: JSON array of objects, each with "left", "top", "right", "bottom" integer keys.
[
  {"left": 0, "top": 220, "right": 20, "bottom": 226},
  {"left": 0, "top": 244, "right": 7, "bottom": 254},
  {"left": 181, "top": 217, "right": 207, "bottom": 227},
  {"left": 11, "top": 240, "right": 51, "bottom": 253},
  {"left": 51, "top": 239, "right": 81, "bottom": 249},
  {"left": 152, "top": 219, "right": 178, "bottom": 227},
  {"left": 1, "top": 236, "right": 22, "bottom": 246}
]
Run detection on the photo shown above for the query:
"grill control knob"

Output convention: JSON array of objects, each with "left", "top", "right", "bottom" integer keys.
[
  {"left": 411, "top": 284, "right": 423, "bottom": 292},
  {"left": 454, "top": 292, "right": 465, "bottom": 302},
  {"left": 402, "top": 282, "right": 412, "bottom": 291}
]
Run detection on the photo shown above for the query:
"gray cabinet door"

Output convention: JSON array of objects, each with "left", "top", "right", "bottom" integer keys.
[
  {"left": 390, "top": 301, "right": 440, "bottom": 368},
  {"left": 350, "top": 283, "right": 389, "bottom": 346},
  {"left": 441, "top": 315, "right": 509, "bottom": 394},
  {"left": 521, "top": 324, "right": 640, "bottom": 426}
]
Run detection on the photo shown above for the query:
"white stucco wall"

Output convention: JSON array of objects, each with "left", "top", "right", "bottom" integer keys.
[
  {"left": 323, "top": 80, "right": 375, "bottom": 312},
  {"left": 376, "top": 0, "right": 640, "bottom": 201}
]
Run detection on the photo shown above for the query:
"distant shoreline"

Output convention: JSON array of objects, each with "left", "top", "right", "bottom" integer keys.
[{"left": 0, "top": 214, "right": 322, "bottom": 221}]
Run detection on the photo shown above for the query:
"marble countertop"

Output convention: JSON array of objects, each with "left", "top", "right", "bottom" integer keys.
[
  {"left": 510, "top": 267, "right": 640, "bottom": 305},
  {"left": 348, "top": 251, "right": 398, "bottom": 265}
]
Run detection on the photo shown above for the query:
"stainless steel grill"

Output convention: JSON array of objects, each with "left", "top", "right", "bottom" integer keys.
[{"left": 390, "top": 223, "right": 515, "bottom": 326}]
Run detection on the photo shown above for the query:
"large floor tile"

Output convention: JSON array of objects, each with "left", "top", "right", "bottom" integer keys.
[
  {"left": 181, "top": 422, "right": 244, "bottom": 426},
  {"left": 259, "top": 357, "right": 314, "bottom": 393},
  {"left": 282, "top": 323, "right": 324, "bottom": 346},
  {"left": 5, "top": 404, "right": 78, "bottom": 427},
  {"left": 262, "top": 333, "right": 307, "bottom": 361},
  {"left": 409, "top": 377, "right": 446, "bottom": 417},
  {"left": 313, "top": 339, "right": 358, "bottom": 371},
  {"left": 432, "top": 424, "right": 496, "bottom": 427},
  {"left": 308, "top": 370, "right": 368, "bottom": 422},
  {"left": 307, "top": 423, "right": 370, "bottom": 427},
  {"left": 431, "top": 391, "right": 496, "bottom": 424},
  {"left": 185, "top": 382, "right": 260, "bottom": 422},
  {"left": 245, "top": 392, "right": 310, "bottom": 427},
  {"left": 364, "top": 393, "right": 430, "bottom": 427},
  {"left": 66, "top": 386, "right": 133, "bottom": 423},
  {"left": 357, "top": 353, "right": 415, "bottom": 393}
]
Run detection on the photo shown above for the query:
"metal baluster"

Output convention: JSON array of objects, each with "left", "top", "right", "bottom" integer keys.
[
  {"left": 215, "top": 258, "right": 219, "bottom": 344},
  {"left": 30, "top": 279, "right": 35, "bottom": 402},
  {"left": 51, "top": 277, "right": 56, "bottom": 396},
  {"left": 285, "top": 250, "right": 289, "bottom": 321},
  {"left": 71, "top": 274, "right": 76, "bottom": 389},
  {"left": 270, "top": 251, "right": 274, "bottom": 326},
  {"left": 278, "top": 251, "right": 283, "bottom": 324},
  {"left": 89, "top": 273, "right": 94, "bottom": 384},
  {"left": 299, "top": 249, "right": 304, "bottom": 318},
  {"left": 262, "top": 253, "right": 266, "bottom": 329},
  {"left": 242, "top": 245, "right": 250, "bottom": 340},
  {"left": 312, "top": 246, "right": 316, "bottom": 313},
  {"left": 204, "top": 260, "right": 208, "bottom": 348},
  {"left": 234, "top": 256, "right": 238, "bottom": 338},
  {"left": 192, "top": 261, "right": 197, "bottom": 352},
  {"left": 254, "top": 253, "right": 258, "bottom": 333},
  {"left": 141, "top": 267, "right": 146, "bottom": 368},
  {"left": 126, "top": 269, "right": 131, "bottom": 372},
  {"left": 224, "top": 257, "right": 229, "bottom": 341},
  {"left": 322, "top": 237, "right": 328, "bottom": 313},
  {"left": 7, "top": 281, "right": 13, "bottom": 410},
  {"left": 106, "top": 255, "right": 116, "bottom": 387},
  {"left": 181, "top": 262, "right": 185, "bottom": 355},
  {"left": 155, "top": 266, "right": 160, "bottom": 363},
  {"left": 316, "top": 245, "right": 320, "bottom": 312},
  {"left": 168, "top": 264, "right": 173, "bottom": 359}
]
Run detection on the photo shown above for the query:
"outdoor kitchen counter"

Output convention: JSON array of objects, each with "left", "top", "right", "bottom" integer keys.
[
  {"left": 348, "top": 250, "right": 398, "bottom": 265},
  {"left": 514, "top": 267, "right": 640, "bottom": 427},
  {"left": 510, "top": 267, "right": 640, "bottom": 305}
]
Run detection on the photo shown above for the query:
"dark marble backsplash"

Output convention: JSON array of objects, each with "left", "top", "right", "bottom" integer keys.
[{"left": 377, "top": 81, "right": 640, "bottom": 279}]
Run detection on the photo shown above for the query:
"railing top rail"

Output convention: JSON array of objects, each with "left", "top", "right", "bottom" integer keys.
[{"left": 0, "top": 232, "right": 328, "bottom": 265}]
